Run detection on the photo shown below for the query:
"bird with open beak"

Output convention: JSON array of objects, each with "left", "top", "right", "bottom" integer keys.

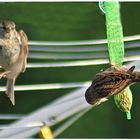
[{"left": 0, "top": 20, "right": 28, "bottom": 105}]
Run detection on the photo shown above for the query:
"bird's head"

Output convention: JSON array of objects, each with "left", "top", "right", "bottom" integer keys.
[{"left": 0, "top": 20, "right": 17, "bottom": 39}]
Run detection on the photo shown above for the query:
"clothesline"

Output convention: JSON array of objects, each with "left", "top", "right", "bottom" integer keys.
[
  {"left": 29, "top": 50, "right": 140, "bottom": 60},
  {"left": 29, "top": 34, "right": 140, "bottom": 46},
  {"left": 0, "top": 81, "right": 90, "bottom": 92},
  {"left": 29, "top": 40, "right": 140, "bottom": 53},
  {"left": 27, "top": 56, "right": 140, "bottom": 68}
]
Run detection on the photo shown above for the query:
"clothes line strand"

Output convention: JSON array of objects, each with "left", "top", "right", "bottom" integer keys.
[
  {"left": 28, "top": 34, "right": 140, "bottom": 46},
  {"left": 29, "top": 50, "right": 140, "bottom": 60},
  {"left": 29, "top": 40, "right": 140, "bottom": 53},
  {"left": 0, "top": 81, "right": 90, "bottom": 92},
  {"left": 27, "top": 56, "right": 140, "bottom": 68},
  {"left": 0, "top": 114, "right": 24, "bottom": 120}
]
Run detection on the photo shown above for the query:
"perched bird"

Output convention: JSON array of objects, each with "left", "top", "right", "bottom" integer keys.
[
  {"left": 0, "top": 20, "right": 28, "bottom": 105},
  {"left": 85, "top": 65, "right": 140, "bottom": 106}
]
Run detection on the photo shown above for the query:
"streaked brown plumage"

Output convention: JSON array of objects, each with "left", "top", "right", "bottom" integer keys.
[
  {"left": 0, "top": 20, "right": 28, "bottom": 105},
  {"left": 85, "top": 65, "right": 140, "bottom": 105}
]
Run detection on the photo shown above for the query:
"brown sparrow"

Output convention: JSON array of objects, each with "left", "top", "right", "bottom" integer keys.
[
  {"left": 85, "top": 65, "right": 140, "bottom": 105},
  {"left": 0, "top": 20, "right": 28, "bottom": 105}
]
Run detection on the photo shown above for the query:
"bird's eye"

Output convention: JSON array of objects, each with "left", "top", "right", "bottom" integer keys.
[
  {"left": 3, "top": 27, "right": 10, "bottom": 32},
  {"left": 3, "top": 27, "right": 9, "bottom": 30},
  {"left": 3, "top": 26, "right": 7, "bottom": 30},
  {"left": 115, "top": 77, "right": 121, "bottom": 81}
]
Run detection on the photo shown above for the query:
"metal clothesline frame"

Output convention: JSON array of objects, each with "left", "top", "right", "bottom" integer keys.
[{"left": 0, "top": 87, "right": 92, "bottom": 138}]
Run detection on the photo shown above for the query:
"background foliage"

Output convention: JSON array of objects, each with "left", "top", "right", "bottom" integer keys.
[{"left": 0, "top": 2, "right": 140, "bottom": 138}]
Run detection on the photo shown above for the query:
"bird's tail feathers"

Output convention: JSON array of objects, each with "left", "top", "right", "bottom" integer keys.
[{"left": 5, "top": 78, "right": 15, "bottom": 105}]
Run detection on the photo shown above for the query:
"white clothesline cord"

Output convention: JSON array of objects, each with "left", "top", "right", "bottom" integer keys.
[
  {"left": 29, "top": 35, "right": 140, "bottom": 46},
  {"left": 0, "top": 122, "right": 43, "bottom": 129},
  {"left": 0, "top": 114, "right": 24, "bottom": 120},
  {"left": 27, "top": 56, "right": 140, "bottom": 68},
  {"left": 0, "top": 81, "right": 90, "bottom": 92},
  {"left": 29, "top": 50, "right": 140, "bottom": 60},
  {"left": 29, "top": 40, "right": 140, "bottom": 53}
]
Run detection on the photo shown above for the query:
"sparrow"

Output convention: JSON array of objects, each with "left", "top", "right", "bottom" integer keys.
[
  {"left": 85, "top": 65, "right": 140, "bottom": 106},
  {"left": 0, "top": 20, "right": 28, "bottom": 105}
]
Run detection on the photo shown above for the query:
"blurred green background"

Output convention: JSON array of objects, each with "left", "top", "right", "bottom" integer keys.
[{"left": 0, "top": 2, "right": 140, "bottom": 138}]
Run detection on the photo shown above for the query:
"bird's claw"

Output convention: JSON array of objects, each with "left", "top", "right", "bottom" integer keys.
[{"left": 0, "top": 71, "right": 10, "bottom": 79}]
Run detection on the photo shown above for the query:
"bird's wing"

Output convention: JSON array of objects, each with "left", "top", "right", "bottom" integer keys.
[
  {"left": 94, "top": 72, "right": 131, "bottom": 96},
  {"left": 18, "top": 30, "right": 29, "bottom": 72}
]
